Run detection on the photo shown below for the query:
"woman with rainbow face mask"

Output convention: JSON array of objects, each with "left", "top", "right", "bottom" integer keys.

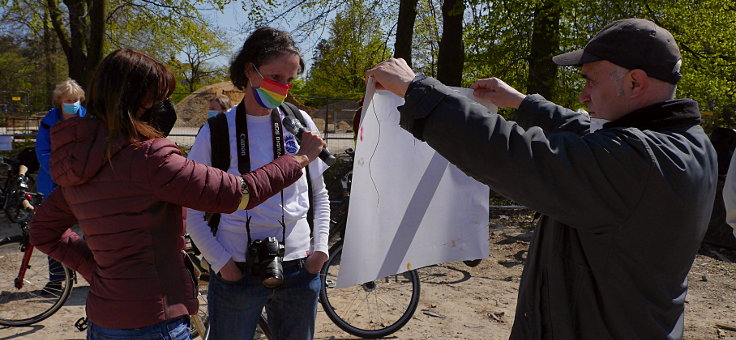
[{"left": 186, "top": 27, "right": 331, "bottom": 340}]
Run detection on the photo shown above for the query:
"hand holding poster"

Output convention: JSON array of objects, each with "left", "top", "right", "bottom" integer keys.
[{"left": 336, "top": 79, "right": 495, "bottom": 288}]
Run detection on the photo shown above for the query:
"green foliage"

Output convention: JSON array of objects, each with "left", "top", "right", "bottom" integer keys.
[
  {"left": 0, "top": 35, "right": 68, "bottom": 114},
  {"left": 647, "top": 0, "right": 736, "bottom": 132},
  {"left": 461, "top": 0, "right": 736, "bottom": 127},
  {"left": 2, "top": 0, "right": 736, "bottom": 133},
  {"left": 0, "top": 0, "right": 236, "bottom": 107},
  {"left": 295, "top": 0, "right": 392, "bottom": 107},
  {"left": 412, "top": 0, "right": 441, "bottom": 77}
]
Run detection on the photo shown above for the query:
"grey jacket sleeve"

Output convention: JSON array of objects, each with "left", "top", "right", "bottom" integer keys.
[
  {"left": 399, "top": 76, "right": 650, "bottom": 231},
  {"left": 723, "top": 152, "right": 736, "bottom": 238},
  {"left": 514, "top": 94, "right": 592, "bottom": 135}
]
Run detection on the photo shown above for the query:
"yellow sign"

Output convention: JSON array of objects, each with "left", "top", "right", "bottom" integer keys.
[
  {"left": 702, "top": 111, "right": 714, "bottom": 116},
  {"left": 11, "top": 97, "right": 20, "bottom": 101}
]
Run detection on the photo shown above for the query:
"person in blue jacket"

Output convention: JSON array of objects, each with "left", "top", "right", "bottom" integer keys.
[
  {"left": 37, "top": 79, "right": 87, "bottom": 198},
  {"left": 36, "top": 78, "right": 86, "bottom": 293}
]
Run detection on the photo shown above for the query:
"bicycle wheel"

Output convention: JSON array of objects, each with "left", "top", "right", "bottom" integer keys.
[
  {"left": 319, "top": 242, "right": 420, "bottom": 338},
  {"left": 255, "top": 311, "right": 272, "bottom": 340},
  {"left": 190, "top": 279, "right": 209, "bottom": 339},
  {"left": 186, "top": 250, "right": 211, "bottom": 340},
  {"left": 0, "top": 235, "right": 73, "bottom": 326}
]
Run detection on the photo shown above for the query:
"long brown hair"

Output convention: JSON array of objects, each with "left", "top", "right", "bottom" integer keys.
[{"left": 86, "top": 49, "right": 175, "bottom": 154}]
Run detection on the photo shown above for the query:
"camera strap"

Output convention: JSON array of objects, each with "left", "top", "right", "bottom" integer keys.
[
  {"left": 236, "top": 101, "right": 288, "bottom": 248},
  {"left": 244, "top": 215, "right": 253, "bottom": 245},
  {"left": 234, "top": 101, "right": 286, "bottom": 175}
]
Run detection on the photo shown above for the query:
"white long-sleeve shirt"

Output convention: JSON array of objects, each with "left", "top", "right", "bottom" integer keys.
[
  {"left": 723, "top": 151, "right": 736, "bottom": 239},
  {"left": 186, "top": 106, "right": 330, "bottom": 273}
]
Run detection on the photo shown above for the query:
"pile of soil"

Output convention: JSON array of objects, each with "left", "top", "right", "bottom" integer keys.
[{"left": 174, "top": 81, "right": 318, "bottom": 130}]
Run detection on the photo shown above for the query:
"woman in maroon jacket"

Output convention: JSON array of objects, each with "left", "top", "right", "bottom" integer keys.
[{"left": 29, "top": 49, "right": 325, "bottom": 340}]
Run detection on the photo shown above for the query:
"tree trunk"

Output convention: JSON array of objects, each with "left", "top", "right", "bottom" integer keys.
[
  {"left": 394, "top": 0, "right": 418, "bottom": 67},
  {"left": 526, "top": 0, "right": 561, "bottom": 100},
  {"left": 64, "top": 0, "right": 87, "bottom": 88},
  {"left": 437, "top": 0, "right": 464, "bottom": 87},
  {"left": 85, "top": 0, "right": 106, "bottom": 89},
  {"left": 48, "top": 0, "right": 105, "bottom": 90}
]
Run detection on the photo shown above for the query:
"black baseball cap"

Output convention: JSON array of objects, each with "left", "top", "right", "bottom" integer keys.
[{"left": 552, "top": 18, "right": 682, "bottom": 84}]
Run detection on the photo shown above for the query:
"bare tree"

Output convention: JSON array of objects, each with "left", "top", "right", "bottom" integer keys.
[{"left": 180, "top": 44, "right": 222, "bottom": 93}]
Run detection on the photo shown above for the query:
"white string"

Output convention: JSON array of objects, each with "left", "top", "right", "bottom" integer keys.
[{"left": 367, "top": 95, "right": 381, "bottom": 207}]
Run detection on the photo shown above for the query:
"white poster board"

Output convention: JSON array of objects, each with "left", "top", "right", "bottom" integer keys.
[{"left": 336, "top": 79, "right": 495, "bottom": 288}]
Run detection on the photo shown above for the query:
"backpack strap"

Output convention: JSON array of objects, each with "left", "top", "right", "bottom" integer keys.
[
  {"left": 208, "top": 114, "right": 230, "bottom": 172},
  {"left": 279, "top": 102, "right": 315, "bottom": 234},
  {"left": 205, "top": 114, "right": 230, "bottom": 235}
]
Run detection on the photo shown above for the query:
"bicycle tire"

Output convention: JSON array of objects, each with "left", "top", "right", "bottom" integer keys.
[
  {"left": 0, "top": 235, "right": 73, "bottom": 326},
  {"left": 186, "top": 248, "right": 210, "bottom": 340},
  {"left": 256, "top": 311, "right": 272, "bottom": 339},
  {"left": 319, "top": 242, "right": 420, "bottom": 338},
  {"left": 190, "top": 279, "right": 209, "bottom": 339}
]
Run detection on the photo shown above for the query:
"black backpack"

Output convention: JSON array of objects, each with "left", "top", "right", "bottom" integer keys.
[{"left": 205, "top": 102, "right": 314, "bottom": 235}]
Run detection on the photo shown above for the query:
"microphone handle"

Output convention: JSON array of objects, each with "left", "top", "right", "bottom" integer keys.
[
  {"left": 294, "top": 128, "right": 336, "bottom": 166},
  {"left": 320, "top": 148, "right": 337, "bottom": 166}
]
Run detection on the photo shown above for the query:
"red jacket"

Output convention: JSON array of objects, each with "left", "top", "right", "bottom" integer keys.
[{"left": 29, "top": 117, "right": 302, "bottom": 329}]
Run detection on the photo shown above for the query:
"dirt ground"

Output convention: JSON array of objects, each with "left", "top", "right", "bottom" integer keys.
[{"left": 0, "top": 210, "right": 734, "bottom": 340}]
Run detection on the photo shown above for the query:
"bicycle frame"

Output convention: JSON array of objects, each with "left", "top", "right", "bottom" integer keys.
[
  {"left": 14, "top": 237, "right": 33, "bottom": 290},
  {"left": 185, "top": 237, "right": 210, "bottom": 339},
  {"left": 190, "top": 275, "right": 208, "bottom": 337}
]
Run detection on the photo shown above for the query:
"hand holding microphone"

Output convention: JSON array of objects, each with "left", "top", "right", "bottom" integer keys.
[{"left": 283, "top": 117, "right": 336, "bottom": 166}]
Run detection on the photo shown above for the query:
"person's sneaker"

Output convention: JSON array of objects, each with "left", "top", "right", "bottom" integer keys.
[{"left": 39, "top": 281, "right": 62, "bottom": 297}]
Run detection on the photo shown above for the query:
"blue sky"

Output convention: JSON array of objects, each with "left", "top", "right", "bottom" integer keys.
[{"left": 207, "top": 2, "right": 327, "bottom": 70}]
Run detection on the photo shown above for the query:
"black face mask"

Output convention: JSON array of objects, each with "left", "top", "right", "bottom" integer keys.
[{"left": 140, "top": 98, "right": 177, "bottom": 137}]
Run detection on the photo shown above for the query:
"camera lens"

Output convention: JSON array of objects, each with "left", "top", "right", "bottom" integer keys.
[
  {"left": 262, "top": 275, "right": 283, "bottom": 289},
  {"left": 261, "top": 256, "right": 284, "bottom": 288}
]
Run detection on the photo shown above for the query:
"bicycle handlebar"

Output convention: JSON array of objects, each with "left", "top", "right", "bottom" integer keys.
[{"left": 21, "top": 199, "right": 34, "bottom": 211}]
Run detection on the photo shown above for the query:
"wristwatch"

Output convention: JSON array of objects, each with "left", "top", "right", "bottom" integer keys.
[
  {"left": 237, "top": 177, "right": 250, "bottom": 210},
  {"left": 239, "top": 177, "right": 249, "bottom": 196}
]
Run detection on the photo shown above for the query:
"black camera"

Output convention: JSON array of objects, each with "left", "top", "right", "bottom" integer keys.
[{"left": 246, "top": 237, "right": 285, "bottom": 289}]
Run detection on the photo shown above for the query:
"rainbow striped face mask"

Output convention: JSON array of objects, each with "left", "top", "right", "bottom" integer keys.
[{"left": 252, "top": 67, "right": 291, "bottom": 109}]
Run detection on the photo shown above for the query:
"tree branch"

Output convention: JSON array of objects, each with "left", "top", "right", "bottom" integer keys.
[{"left": 46, "top": 0, "right": 71, "bottom": 59}]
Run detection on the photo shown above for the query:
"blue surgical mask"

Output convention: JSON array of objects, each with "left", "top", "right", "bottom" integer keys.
[
  {"left": 62, "top": 101, "right": 81, "bottom": 115},
  {"left": 208, "top": 110, "right": 219, "bottom": 118}
]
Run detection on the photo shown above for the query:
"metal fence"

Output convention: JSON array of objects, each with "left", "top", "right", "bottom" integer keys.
[
  {"left": 0, "top": 90, "right": 359, "bottom": 154},
  {"left": 169, "top": 91, "right": 359, "bottom": 154}
]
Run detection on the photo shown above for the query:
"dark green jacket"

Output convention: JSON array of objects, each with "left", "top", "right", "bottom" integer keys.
[{"left": 399, "top": 76, "right": 717, "bottom": 340}]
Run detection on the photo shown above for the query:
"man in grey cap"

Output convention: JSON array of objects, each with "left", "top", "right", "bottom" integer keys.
[{"left": 366, "top": 18, "right": 716, "bottom": 339}]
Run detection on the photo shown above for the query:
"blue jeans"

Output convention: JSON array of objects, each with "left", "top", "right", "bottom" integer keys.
[
  {"left": 208, "top": 258, "right": 321, "bottom": 340},
  {"left": 87, "top": 316, "right": 191, "bottom": 340}
]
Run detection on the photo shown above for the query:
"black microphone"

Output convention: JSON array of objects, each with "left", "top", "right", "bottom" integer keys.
[{"left": 282, "top": 117, "right": 337, "bottom": 166}]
